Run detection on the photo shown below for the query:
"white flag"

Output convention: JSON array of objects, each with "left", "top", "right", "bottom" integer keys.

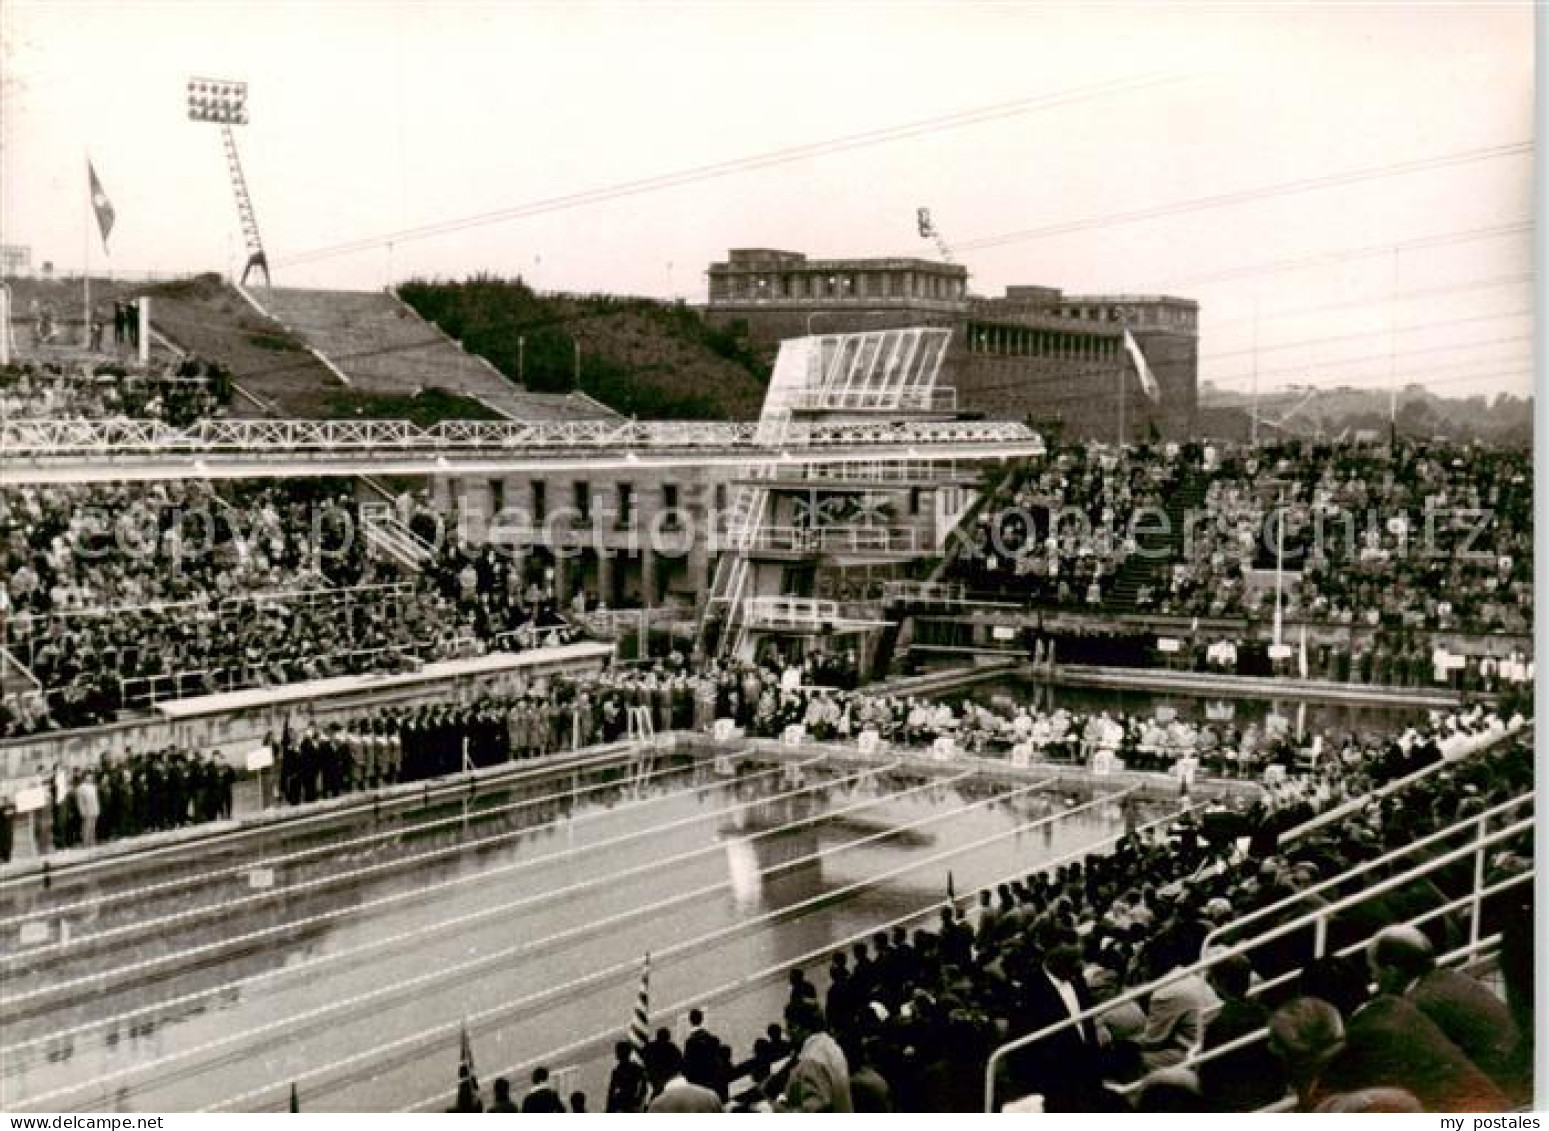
[{"left": 1123, "top": 328, "right": 1161, "bottom": 402}]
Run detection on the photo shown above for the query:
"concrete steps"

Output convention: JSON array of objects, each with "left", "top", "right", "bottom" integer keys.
[{"left": 256, "top": 287, "right": 616, "bottom": 421}]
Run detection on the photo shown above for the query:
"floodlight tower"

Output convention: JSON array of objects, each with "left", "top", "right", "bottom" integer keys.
[{"left": 187, "top": 76, "right": 270, "bottom": 287}]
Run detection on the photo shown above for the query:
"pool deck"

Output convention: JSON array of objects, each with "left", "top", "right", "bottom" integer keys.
[{"left": 1053, "top": 664, "right": 1470, "bottom": 708}]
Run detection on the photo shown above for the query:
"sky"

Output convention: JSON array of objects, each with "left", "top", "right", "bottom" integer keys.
[{"left": 0, "top": 1, "right": 1535, "bottom": 398}]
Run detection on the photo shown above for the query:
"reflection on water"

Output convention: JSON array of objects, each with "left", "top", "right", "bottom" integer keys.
[
  {"left": 956, "top": 675, "right": 1428, "bottom": 736},
  {"left": 3, "top": 754, "right": 1179, "bottom": 1113}
]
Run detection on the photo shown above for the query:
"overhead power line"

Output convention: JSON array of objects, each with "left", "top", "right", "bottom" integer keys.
[
  {"left": 274, "top": 72, "right": 1188, "bottom": 268},
  {"left": 951, "top": 140, "right": 1532, "bottom": 254},
  {"left": 966, "top": 357, "right": 1532, "bottom": 411},
  {"left": 1205, "top": 272, "right": 1534, "bottom": 331},
  {"left": 1204, "top": 332, "right": 1531, "bottom": 387},
  {"left": 1199, "top": 308, "right": 1532, "bottom": 364},
  {"left": 1202, "top": 364, "right": 1534, "bottom": 399},
  {"left": 1162, "top": 221, "right": 1532, "bottom": 289}
]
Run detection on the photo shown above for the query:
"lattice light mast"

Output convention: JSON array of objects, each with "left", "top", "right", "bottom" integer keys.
[{"left": 187, "top": 77, "right": 270, "bottom": 287}]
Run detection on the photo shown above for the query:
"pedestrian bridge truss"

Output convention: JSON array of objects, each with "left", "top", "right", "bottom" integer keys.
[{"left": 0, "top": 416, "right": 1042, "bottom": 485}]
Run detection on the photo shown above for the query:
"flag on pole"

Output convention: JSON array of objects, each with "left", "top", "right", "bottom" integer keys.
[
  {"left": 289, "top": 1083, "right": 300, "bottom": 1113},
  {"left": 629, "top": 952, "right": 651, "bottom": 1062},
  {"left": 1122, "top": 328, "right": 1161, "bottom": 402},
  {"left": 88, "top": 160, "right": 115, "bottom": 250},
  {"left": 458, "top": 1021, "right": 483, "bottom": 1111}
]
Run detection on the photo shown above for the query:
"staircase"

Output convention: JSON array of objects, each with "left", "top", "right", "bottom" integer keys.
[
  {"left": 1106, "top": 468, "right": 1206, "bottom": 613},
  {"left": 696, "top": 336, "right": 813, "bottom": 660},
  {"left": 1, "top": 646, "right": 41, "bottom": 698},
  {"left": 255, "top": 287, "right": 616, "bottom": 421},
  {"left": 928, "top": 461, "right": 1024, "bottom": 586},
  {"left": 697, "top": 473, "right": 770, "bottom": 659},
  {"left": 360, "top": 504, "right": 435, "bottom": 570}
]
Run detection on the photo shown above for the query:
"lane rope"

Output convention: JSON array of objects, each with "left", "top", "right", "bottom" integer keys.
[{"left": 15, "top": 764, "right": 998, "bottom": 1106}]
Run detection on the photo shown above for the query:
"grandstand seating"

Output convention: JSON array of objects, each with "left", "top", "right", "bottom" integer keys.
[
  {"left": 0, "top": 479, "right": 576, "bottom": 735},
  {"left": 254, "top": 287, "right": 615, "bottom": 422},
  {"left": 978, "top": 725, "right": 1533, "bottom": 1112},
  {"left": 945, "top": 438, "right": 1532, "bottom": 635}
]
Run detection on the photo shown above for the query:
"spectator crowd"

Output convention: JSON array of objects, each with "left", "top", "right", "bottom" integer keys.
[
  {"left": 2, "top": 357, "right": 233, "bottom": 428},
  {"left": 950, "top": 437, "right": 1532, "bottom": 635},
  {"left": 0, "top": 481, "right": 582, "bottom": 737},
  {"left": 449, "top": 714, "right": 1531, "bottom": 1113}
]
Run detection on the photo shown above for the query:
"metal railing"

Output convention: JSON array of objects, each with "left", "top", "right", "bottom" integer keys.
[
  {"left": 883, "top": 580, "right": 968, "bottom": 605},
  {"left": 1204, "top": 790, "right": 1533, "bottom": 959},
  {"left": 980, "top": 799, "right": 1535, "bottom": 1111},
  {"left": 789, "top": 387, "right": 958, "bottom": 413},
  {"left": 745, "top": 525, "right": 924, "bottom": 555},
  {"left": 743, "top": 596, "right": 843, "bottom": 631},
  {"left": 112, "top": 634, "right": 480, "bottom": 709},
  {"left": 360, "top": 508, "right": 436, "bottom": 569},
  {"left": 761, "top": 459, "right": 971, "bottom": 485},
  {"left": 1121, "top": 922, "right": 1522, "bottom": 1111},
  {"left": 1277, "top": 718, "right": 1531, "bottom": 846},
  {"left": 4, "top": 582, "right": 415, "bottom": 634},
  {"left": 1, "top": 417, "right": 1039, "bottom": 459}
]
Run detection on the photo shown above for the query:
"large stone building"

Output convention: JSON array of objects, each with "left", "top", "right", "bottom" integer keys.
[{"left": 705, "top": 249, "right": 1198, "bottom": 441}]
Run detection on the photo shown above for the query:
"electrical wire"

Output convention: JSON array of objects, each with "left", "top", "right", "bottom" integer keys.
[
  {"left": 1204, "top": 272, "right": 1533, "bottom": 330},
  {"left": 1161, "top": 221, "right": 1531, "bottom": 288},
  {"left": 950, "top": 140, "right": 1532, "bottom": 253},
  {"left": 1200, "top": 308, "right": 1531, "bottom": 364},
  {"left": 273, "top": 72, "right": 1188, "bottom": 269}
]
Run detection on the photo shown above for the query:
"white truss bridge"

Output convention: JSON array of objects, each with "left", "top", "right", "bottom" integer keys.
[{"left": 0, "top": 416, "right": 1042, "bottom": 485}]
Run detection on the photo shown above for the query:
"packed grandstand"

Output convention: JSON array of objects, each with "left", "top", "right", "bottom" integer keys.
[{"left": 0, "top": 284, "right": 1535, "bottom": 1117}]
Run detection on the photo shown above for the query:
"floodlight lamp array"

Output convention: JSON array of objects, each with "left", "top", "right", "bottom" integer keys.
[{"left": 187, "top": 77, "right": 250, "bottom": 125}]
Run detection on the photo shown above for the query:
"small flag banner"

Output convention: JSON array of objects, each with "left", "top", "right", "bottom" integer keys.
[
  {"left": 458, "top": 1021, "right": 483, "bottom": 1111},
  {"left": 88, "top": 160, "right": 115, "bottom": 249},
  {"left": 629, "top": 952, "right": 651, "bottom": 1061},
  {"left": 1122, "top": 327, "right": 1161, "bottom": 402}
]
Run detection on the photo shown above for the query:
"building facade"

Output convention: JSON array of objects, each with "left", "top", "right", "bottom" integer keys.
[
  {"left": 431, "top": 465, "right": 720, "bottom": 613},
  {"left": 705, "top": 249, "right": 968, "bottom": 343},
  {"left": 704, "top": 249, "right": 1199, "bottom": 440}
]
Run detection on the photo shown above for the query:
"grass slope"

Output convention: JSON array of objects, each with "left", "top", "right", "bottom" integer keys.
[{"left": 397, "top": 275, "right": 768, "bottom": 419}]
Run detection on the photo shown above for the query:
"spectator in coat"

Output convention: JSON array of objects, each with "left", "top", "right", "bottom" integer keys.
[
  {"left": 605, "top": 1041, "right": 649, "bottom": 1112},
  {"left": 1268, "top": 995, "right": 1508, "bottom": 1113},
  {"left": 645, "top": 1043, "right": 722, "bottom": 1113},
  {"left": 778, "top": 998, "right": 852, "bottom": 1112},
  {"left": 1198, "top": 953, "right": 1284, "bottom": 1111},
  {"left": 521, "top": 1067, "right": 566, "bottom": 1113},
  {"left": 1368, "top": 925, "right": 1526, "bottom": 1101},
  {"left": 487, "top": 1077, "right": 518, "bottom": 1113}
]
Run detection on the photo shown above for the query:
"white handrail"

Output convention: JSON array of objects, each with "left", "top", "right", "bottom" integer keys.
[
  {"left": 980, "top": 807, "right": 1535, "bottom": 1111},
  {"left": 0, "top": 417, "right": 1039, "bottom": 458},
  {"left": 1126, "top": 917, "right": 1521, "bottom": 1103},
  {"left": 1203, "top": 790, "right": 1534, "bottom": 957},
  {"left": 1279, "top": 720, "right": 1531, "bottom": 845}
]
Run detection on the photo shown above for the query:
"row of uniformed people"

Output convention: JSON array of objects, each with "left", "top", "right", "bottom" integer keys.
[{"left": 3, "top": 749, "right": 236, "bottom": 859}]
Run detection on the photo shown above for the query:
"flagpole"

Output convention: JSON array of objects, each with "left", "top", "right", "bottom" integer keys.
[
  {"left": 1273, "top": 486, "right": 1286, "bottom": 650},
  {"left": 1117, "top": 316, "right": 1126, "bottom": 449},
  {"left": 83, "top": 156, "right": 91, "bottom": 351},
  {"left": 1250, "top": 295, "right": 1260, "bottom": 447}
]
